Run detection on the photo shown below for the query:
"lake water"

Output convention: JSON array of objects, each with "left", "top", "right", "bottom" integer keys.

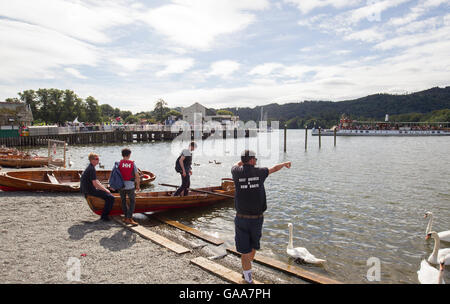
[{"left": 31, "top": 129, "right": 450, "bottom": 283}]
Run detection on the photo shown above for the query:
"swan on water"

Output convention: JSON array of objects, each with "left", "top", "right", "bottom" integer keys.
[
  {"left": 417, "top": 259, "right": 445, "bottom": 284},
  {"left": 287, "top": 223, "right": 326, "bottom": 265},
  {"left": 425, "top": 231, "right": 450, "bottom": 265},
  {"left": 424, "top": 212, "right": 450, "bottom": 242}
]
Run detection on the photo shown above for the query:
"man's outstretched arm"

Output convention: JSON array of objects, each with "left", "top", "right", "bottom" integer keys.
[{"left": 268, "top": 162, "right": 291, "bottom": 175}]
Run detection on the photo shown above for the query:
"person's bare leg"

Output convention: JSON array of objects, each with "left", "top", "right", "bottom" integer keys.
[{"left": 241, "top": 249, "right": 256, "bottom": 283}]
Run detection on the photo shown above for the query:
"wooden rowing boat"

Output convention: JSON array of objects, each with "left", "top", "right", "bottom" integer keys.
[
  {"left": 84, "top": 179, "right": 235, "bottom": 215},
  {"left": 0, "top": 169, "right": 156, "bottom": 192},
  {"left": 0, "top": 155, "right": 65, "bottom": 168}
]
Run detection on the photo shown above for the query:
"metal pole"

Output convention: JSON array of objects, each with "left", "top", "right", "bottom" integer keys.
[
  {"left": 284, "top": 124, "right": 287, "bottom": 153},
  {"left": 305, "top": 126, "right": 308, "bottom": 150},
  {"left": 334, "top": 128, "right": 336, "bottom": 147},
  {"left": 318, "top": 127, "right": 321, "bottom": 149}
]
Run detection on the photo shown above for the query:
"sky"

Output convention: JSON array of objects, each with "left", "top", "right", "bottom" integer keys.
[{"left": 0, "top": 0, "right": 449, "bottom": 113}]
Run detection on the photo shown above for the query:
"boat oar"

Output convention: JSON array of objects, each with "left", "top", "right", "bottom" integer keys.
[{"left": 159, "top": 183, "right": 234, "bottom": 199}]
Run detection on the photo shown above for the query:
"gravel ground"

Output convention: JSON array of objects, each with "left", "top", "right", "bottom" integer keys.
[{"left": 0, "top": 190, "right": 307, "bottom": 284}]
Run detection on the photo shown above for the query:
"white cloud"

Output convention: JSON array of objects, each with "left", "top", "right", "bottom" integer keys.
[
  {"left": 0, "top": 19, "right": 98, "bottom": 82},
  {"left": 0, "top": 0, "right": 136, "bottom": 44},
  {"left": 140, "top": 0, "right": 269, "bottom": 49},
  {"left": 348, "top": 0, "right": 411, "bottom": 23},
  {"left": 388, "top": 0, "right": 450, "bottom": 26},
  {"left": 207, "top": 60, "right": 241, "bottom": 78},
  {"left": 345, "top": 28, "right": 385, "bottom": 42},
  {"left": 249, "top": 63, "right": 284, "bottom": 76},
  {"left": 64, "top": 68, "right": 88, "bottom": 79},
  {"left": 285, "top": 0, "right": 361, "bottom": 14},
  {"left": 156, "top": 58, "right": 195, "bottom": 77}
]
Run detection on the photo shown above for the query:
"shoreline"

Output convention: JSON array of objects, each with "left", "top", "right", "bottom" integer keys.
[{"left": 0, "top": 191, "right": 307, "bottom": 284}]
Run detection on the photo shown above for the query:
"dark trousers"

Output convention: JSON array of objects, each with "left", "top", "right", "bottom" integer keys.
[
  {"left": 119, "top": 188, "right": 136, "bottom": 218},
  {"left": 173, "top": 173, "right": 190, "bottom": 196},
  {"left": 89, "top": 189, "right": 115, "bottom": 218}
]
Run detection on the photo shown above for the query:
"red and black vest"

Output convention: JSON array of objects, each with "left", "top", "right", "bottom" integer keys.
[{"left": 119, "top": 160, "right": 135, "bottom": 181}]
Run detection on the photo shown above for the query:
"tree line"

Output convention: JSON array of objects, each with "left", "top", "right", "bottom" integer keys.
[
  {"left": 6, "top": 86, "right": 450, "bottom": 127},
  {"left": 222, "top": 86, "right": 450, "bottom": 128},
  {"left": 7, "top": 89, "right": 181, "bottom": 125}
]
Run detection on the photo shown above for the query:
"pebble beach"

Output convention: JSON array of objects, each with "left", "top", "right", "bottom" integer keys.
[{"left": 0, "top": 189, "right": 305, "bottom": 284}]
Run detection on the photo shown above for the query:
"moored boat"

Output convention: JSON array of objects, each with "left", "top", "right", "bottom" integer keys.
[
  {"left": 0, "top": 156, "right": 65, "bottom": 168},
  {"left": 311, "top": 114, "right": 450, "bottom": 136},
  {"left": 84, "top": 178, "right": 235, "bottom": 215},
  {"left": 0, "top": 169, "right": 156, "bottom": 192}
]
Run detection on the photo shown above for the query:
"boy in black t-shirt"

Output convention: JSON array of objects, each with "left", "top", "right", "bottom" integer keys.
[
  {"left": 231, "top": 150, "right": 291, "bottom": 283},
  {"left": 173, "top": 142, "right": 197, "bottom": 196}
]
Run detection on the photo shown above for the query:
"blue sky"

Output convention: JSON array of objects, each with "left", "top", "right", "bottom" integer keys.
[{"left": 0, "top": 0, "right": 449, "bottom": 113}]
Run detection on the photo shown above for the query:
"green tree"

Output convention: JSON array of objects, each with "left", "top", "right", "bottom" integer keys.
[
  {"left": 48, "top": 88, "right": 63, "bottom": 123},
  {"left": 36, "top": 89, "right": 51, "bottom": 124},
  {"left": 154, "top": 98, "right": 169, "bottom": 122},
  {"left": 216, "top": 109, "right": 234, "bottom": 116},
  {"left": 61, "top": 90, "right": 78, "bottom": 123},
  {"left": 164, "top": 109, "right": 182, "bottom": 120},
  {"left": 73, "top": 97, "right": 87, "bottom": 122},
  {"left": 85, "top": 96, "right": 101, "bottom": 123},
  {"left": 125, "top": 115, "right": 139, "bottom": 124},
  {"left": 120, "top": 110, "right": 132, "bottom": 121},
  {"left": 19, "top": 90, "right": 37, "bottom": 119},
  {"left": 100, "top": 104, "right": 115, "bottom": 118}
]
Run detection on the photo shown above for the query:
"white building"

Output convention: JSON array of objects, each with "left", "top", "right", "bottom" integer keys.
[{"left": 181, "top": 102, "right": 238, "bottom": 127}]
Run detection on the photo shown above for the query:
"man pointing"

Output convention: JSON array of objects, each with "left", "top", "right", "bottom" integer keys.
[{"left": 231, "top": 150, "right": 291, "bottom": 284}]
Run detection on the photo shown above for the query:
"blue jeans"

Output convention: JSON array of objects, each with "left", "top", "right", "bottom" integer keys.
[{"left": 119, "top": 188, "right": 136, "bottom": 218}]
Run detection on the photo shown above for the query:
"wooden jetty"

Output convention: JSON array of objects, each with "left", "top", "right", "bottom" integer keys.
[{"left": 0, "top": 127, "right": 256, "bottom": 147}]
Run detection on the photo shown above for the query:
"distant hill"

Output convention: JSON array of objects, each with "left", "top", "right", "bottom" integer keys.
[{"left": 221, "top": 86, "right": 450, "bottom": 128}]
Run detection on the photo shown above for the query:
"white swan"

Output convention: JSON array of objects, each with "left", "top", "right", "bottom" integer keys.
[
  {"left": 424, "top": 212, "right": 450, "bottom": 242},
  {"left": 287, "top": 223, "right": 326, "bottom": 265},
  {"left": 417, "top": 259, "right": 445, "bottom": 284},
  {"left": 426, "top": 231, "right": 450, "bottom": 265}
]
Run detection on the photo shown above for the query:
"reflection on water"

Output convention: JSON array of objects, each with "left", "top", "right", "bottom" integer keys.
[{"left": 30, "top": 130, "right": 450, "bottom": 283}]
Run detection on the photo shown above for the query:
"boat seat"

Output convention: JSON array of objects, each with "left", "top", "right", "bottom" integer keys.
[{"left": 46, "top": 173, "right": 60, "bottom": 184}]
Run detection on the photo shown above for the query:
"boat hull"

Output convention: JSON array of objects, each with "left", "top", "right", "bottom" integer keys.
[
  {"left": 0, "top": 157, "right": 65, "bottom": 168},
  {"left": 85, "top": 180, "right": 235, "bottom": 215},
  {"left": 0, "top": 169, "right": 155, "bottom": 192}
]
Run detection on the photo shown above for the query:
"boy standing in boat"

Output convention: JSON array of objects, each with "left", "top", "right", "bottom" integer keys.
[
  {"left": 173, "top": 141, "right": 197, "bottom": 196},
  {"left": 118, "top": 148, "right": 140, "bottom": 226},
  {"left": 231, "top": 150, "right": 291, "bottom": 284},
  {"left": 80, "top": 153, "right": 115, "bottom": 221}
]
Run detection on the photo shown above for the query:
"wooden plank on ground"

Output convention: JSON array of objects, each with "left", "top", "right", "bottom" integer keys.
[
  {"left": 152, "top": 214, "right": 224, "bottom": 246},
  {"left": 190, "top": 257, "right": 262, "bottom": 284},
  {"left": 112, "top": 216, "right": 190, "bottom": 254},
  {"left": 226, "top": 247, "right": 341, "bottom": 284}
]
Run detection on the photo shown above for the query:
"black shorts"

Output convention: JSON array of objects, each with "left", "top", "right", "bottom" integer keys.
[{"left": 234, "top": 216, "right": 264, "bottom": 254}]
